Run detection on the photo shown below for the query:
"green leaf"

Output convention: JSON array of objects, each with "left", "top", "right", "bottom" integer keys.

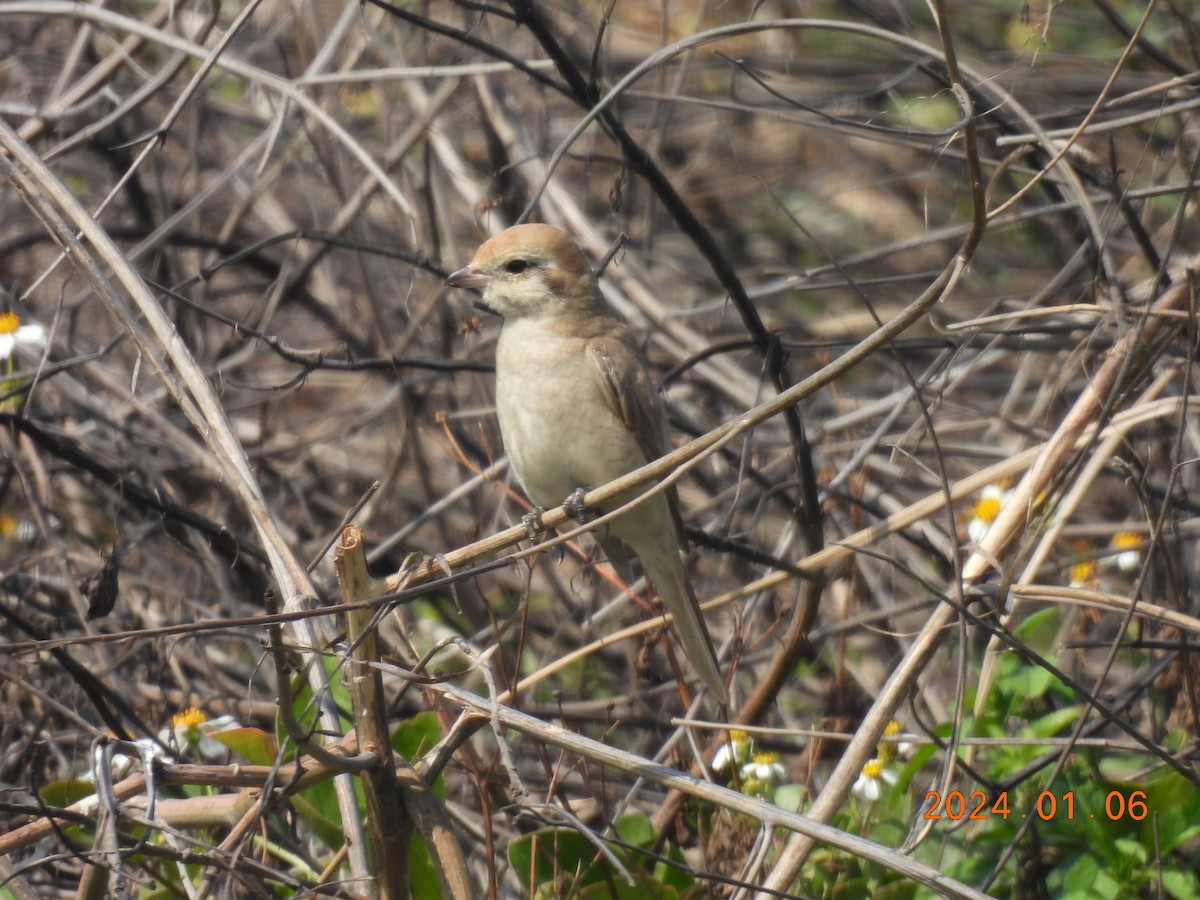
[
  {"left": 37, "top": 779, "right": 99, "bottom": 844},
  {"left": 275, "top": 653, "right": 359, "bottom": 852},
  {"left": 1011, "top": 607, "right": 1063, "bottom": 654},
  {"left": 773, "top": 783, "right": 807, "bottom": 812},
  {"left": 1134, "top": 772, "right": 1200, "bottom": 852},
  {"left": 652, "top": 842, "right": 694, "bottom": 893},
  {"left": 1020, "top": 705, "right": 1083, "bottom": 739},
  {"left": 392, "top": 710, "right": 441, "bottom": 760},
  {"left": 280, "top": 653, "right": 354, "bottom": 749},
  {"left": 208, "top": 727, "right": 277, "bottom": 765},
  {"left": 39, "top": 778, "right": 99, "bottom": 808},
  {"left": 1113, "top": 837, "right": 1147, "bottom": 864},
  {"left": 392, "top": 711, "right": 445, "bottom": 799},
  {"left": 886, "top": 94, "right": 961, "bottom": 130},
  {"left": 871, "top": 878, "right": 919, "bottom": 900},
  {"left": 1061, "top": 849, "right": 1100, "bottom": 893},
  {"left": 508, "top": 828, "right": 628, "bottom": 893},
  {"left": 997, "top": 659, "right": 1053, "bottom": 701},
  {"left": 1093, "top": 870, "right": 1122, "bottom": 899},
  {"left": 289, "top": 790, "right": 345, "bottom": 851},
  {"left": 409, "top": 833, "right": 441, "bottom": 900},
  {"left": 614, "top": 812, "right": 655, "bottom": 848},
  {"left": 1162, "top": 870, "right": 1197, "bottom": 900},
  {"left": 576, "top": 877, "right": 679, "bottom": 899}
]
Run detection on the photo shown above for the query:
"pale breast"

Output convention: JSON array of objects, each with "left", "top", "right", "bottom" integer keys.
[{"left": 494, "top": 318, "right": 652, "bottom": 509}]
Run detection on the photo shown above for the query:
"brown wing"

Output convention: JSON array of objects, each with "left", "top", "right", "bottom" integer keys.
[
  {"left": 586, "top": 334, "right": 667, "bottom": 464},
  {"left": 585, "top": 333, "right": 690, "bottom": 547}
]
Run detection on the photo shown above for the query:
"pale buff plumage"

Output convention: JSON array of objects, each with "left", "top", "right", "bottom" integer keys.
[{"left": 447, "top": 224, "right": 726, "bottom": 703}]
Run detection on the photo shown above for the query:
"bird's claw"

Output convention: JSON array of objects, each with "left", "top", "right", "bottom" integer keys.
[
  {"left": 521, "top": 506, "right": 547, "bottom": 542},
  {"left": 563, "top": 487, "right": 590, "bottom": 521}
]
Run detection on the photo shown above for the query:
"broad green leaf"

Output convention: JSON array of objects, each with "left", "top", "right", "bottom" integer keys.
[{"left": 208, "top": 727, "right": 277, "bottom": 765}]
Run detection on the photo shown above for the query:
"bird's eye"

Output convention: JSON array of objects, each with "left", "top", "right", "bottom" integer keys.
[{"left": 503, "top": 259, "right": 532, "bottom": 275}]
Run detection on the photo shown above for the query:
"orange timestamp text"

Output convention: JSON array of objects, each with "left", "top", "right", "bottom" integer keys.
[{"left": 922, "top": 789, "right": 1148, "bottom": 822}]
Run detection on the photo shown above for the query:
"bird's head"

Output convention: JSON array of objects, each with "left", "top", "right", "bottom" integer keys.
[{"left": 446, "top": 224, "right": 597, "bottom": 319}]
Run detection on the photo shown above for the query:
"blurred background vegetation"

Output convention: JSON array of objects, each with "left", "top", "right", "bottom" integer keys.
[{"left": 1, "top": 0, "right": 1198, "bottom": 896}]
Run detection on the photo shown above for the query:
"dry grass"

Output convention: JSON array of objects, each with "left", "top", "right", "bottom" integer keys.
[{"left": 1, "top": 0, "right": 1198, "bottom": 896}]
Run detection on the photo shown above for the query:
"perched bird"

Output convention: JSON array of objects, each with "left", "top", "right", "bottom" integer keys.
[{"left": 447, "top": 224, "right": 727, "bottom": 703}]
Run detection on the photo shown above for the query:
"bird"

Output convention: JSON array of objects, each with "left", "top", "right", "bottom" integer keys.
[{"left": 447, "top": 223, "right": 727, "bottom": 704}]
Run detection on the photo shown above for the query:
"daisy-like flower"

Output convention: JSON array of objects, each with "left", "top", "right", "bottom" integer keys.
[
  {"left": 1065, "top": 539, "right": 1098, "bottom": 588},
  {"left": 0, "top": 311, "right": 46, "bottom": 361},
  {"left": 1105, "top": 532, "right": 1143, "bottom": 573},
  {"left": 713, "top": 729, "right": 753, "bottom": 774},
  {"left": 161, "top": 707, "right": 239, "bottom": 760},
  {"left": 740, "top": 751, "right": 787, "bottom": 785},
  {"left": 1069, "top": 558, "right": 1098, "bottom": 589},
  {"left": 879, "top": 720, "right": 912, "bottom": 764},
  {"left": 966, "top": 484, "right": 1009, "bottom": 543},
  {"left": 852, "top": 758, "right": 898, "bottom": 802}
]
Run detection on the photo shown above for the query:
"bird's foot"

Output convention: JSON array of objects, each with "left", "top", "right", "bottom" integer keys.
[
  {"left": 521, "top": 506, "right": 547, "bottom": 542},
  {"left": 563, "top": 487, "right": 590, "bottom": 521}
]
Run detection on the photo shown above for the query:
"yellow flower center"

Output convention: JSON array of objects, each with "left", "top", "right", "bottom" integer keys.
[
  {"left": 0, "top": 515, "right": 15, "bottom": 538},
  {"left": 172, "top": 707, "right": 208, "bottom": 729},
  {"left": 862, "top": 759, "right": 883, "bottom": 779},
  {"left": 1112, "top": 532, "right": 1141, "bottom": 550},
  {"left": 974, "top": 495, "right": 1001, "bottom": 522},
  {"left": 1070, "top": 561, "right": 1097, "bottom": 585},
  {"left": 0, "top": 312, "right": 18, "bottom": 335},
  {"left": 883, "top": 720, "right": 901, "bottom": 738},
  {"left": 753, "top": 751, "right": 779, "bottom": 765}
]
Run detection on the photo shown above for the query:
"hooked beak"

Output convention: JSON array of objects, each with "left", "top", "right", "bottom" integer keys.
[{"left": 446, "top": 265, "right": 492, "bottom": 291}]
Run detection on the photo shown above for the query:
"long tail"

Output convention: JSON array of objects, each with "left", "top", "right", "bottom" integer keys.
[{"left": 630, "top": 532, "right": 728, "bottom": 705}]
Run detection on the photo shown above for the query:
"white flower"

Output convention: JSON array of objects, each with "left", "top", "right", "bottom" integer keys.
[
  {"left": 712, "top": 730, "right": 753, "bottom": 774},
  {"left": 1104, "top": 532, "right": 1142, "bottom": 573},
  {"left": 966, "top": 484, "right": 1008, "bottom": 543},
  {"left": 0, "top": 312, "right": 46, "bottom": 361},
  {"left": 0, "top": 514, "right": 35, "bottom": 544},
  {"left": 160, "top": 708, "right": 240, "bottom": 761},
  {"left": 1069, "top": 558, "right": 1098, "bottom": 588},
  {"left": 881, "top": 720, "right": 913, "bottom": 761},
  {"left": 740, "top": 752, "right": 787, "bottom": 784},
  {"left": 966, "top": 516, "right": 989, "bottom": 544},
  {"left": 852, "top": 759, "right": 897, "bottom": 802}
]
